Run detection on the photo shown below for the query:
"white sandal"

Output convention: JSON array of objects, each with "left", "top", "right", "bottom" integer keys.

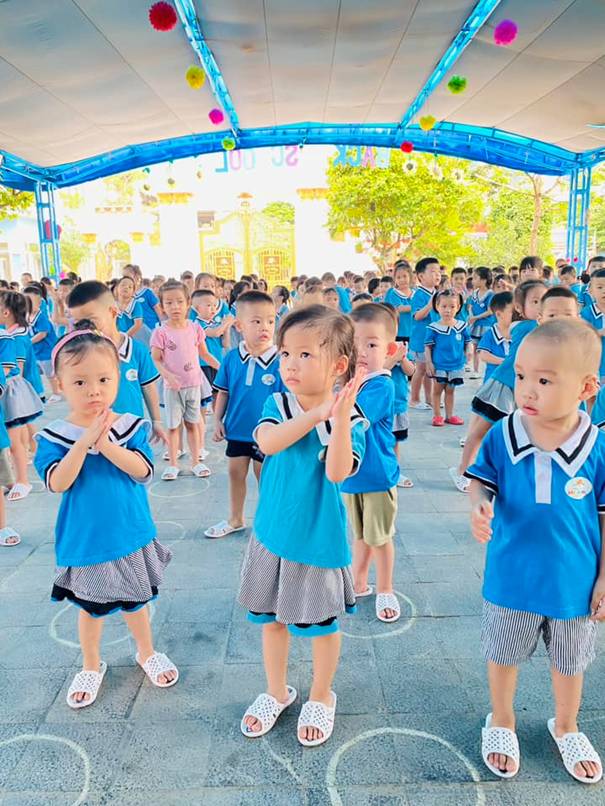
[
  {"left": 481, "top": 712, "right": 520, "bottom": 778},
  {"left": 161, "top": 466, "right": 180, "bottom": 481},
  {"left": 136, "top": 651, "right": 179, "bottom": 688},
  {"left": 376, "top": 592, "right": 400, "bottom": 623},
  {"left": 192, "top": 462, "right": 211, "bottom": 478},
  {"left": 7, "top": 483, "right": 32, "bottom": 502},
  {"left": 204, "top": 520, "right": 245, "bottom": 539},
  {"left": 240, "top": 686, "right": 297, "bottom": 738},
  {"left": 66, "top": 661, "right": 107, "bottom": 709},
  {"left": 547, "top": 718, "right": 603, "bottom": 784},
  {"left": 397, "top": 474, "right": 414, "bottom": 488},
  {"left": 0, "top": 527, "right": 20, "bottom": 547},
  {"left": 163, "top": 449, "right": 185, "bottom": 461},
  {"left": 355, "top": 585, "right": 373, "bottom": 598},
  {"left": 298, "top": 692, "right": 337, "bottom": 747}
]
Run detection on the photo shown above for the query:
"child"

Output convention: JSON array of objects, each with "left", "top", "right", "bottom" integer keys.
[
  {"left": 476, "top": 292, "right": 513, "bottom": 382},
  {"left": 122, "top": 264, "right": 162, "bottom": 338},
  {"left": 518, "top": 255, "right": 543, "bottom": 282},
  {"left": 387, "top": 342, "right": 415, "bottom": 488},
  {"left": 384, "top": 263, "right": 413, "bottom": 343},
  {"left": 466, "top": 319, "right": 604, "bottom": 784},
  {"left": 451, "top": 267, "right": 469, "bottom": 316},
  {"left": 0, "top": 292, "right": 43, "bottom": 501},
  {"left": 150, "top": 281, "right": 219, "bottom": 480},
  {"left": 205, "top": 291, "right": 283, "bottom": 538},
  {"left": 272, "top": 285, "right": 290, "bottom": 319},
  {"left": 558, "top": 264, "right": 583, "bottom": 299},
  {"left": 409, "top": 257, "right": 441, "bottom": 409},
  {"left": 342, "top": 304, "right": 401, "bottom": 622},
  {"left": 34, "top": 329, "right": 178, "bottom": 708},
  {"left": 52, "top": 278, "right": 75, "bottom": 337},
  {"left": 322, "top": 287, "right": 340, "bottom": 310},
  {"left": 190, "top": 289, "right": 233, "bottom": 387},
  {"left": 581, "top": 268, "right": 605, "bottom": 383},
  {"left": 449, "top": 281, "right": 546, "bottom": 492},
  {"left": 376, "top": 276, "right": 394, "bottom": 303},
  {"left": 424, "top": 290, "right": 471, "bottom": 427},
  {"left": 238, "top": 305, "right": 366, "bottom": 746},
  {"left": 114, "top": 277, "right": 144, "bottom": 341},
  {"left": 468, "top": 267, "right": 494, "bottom": 379},
  {"left": 352, "top": 276, "right": 366, "bottom": 295},
  {"left": 24, "top": 284, "right": 60, "bottom": 402},
  {"left": 352, "top": 293, "right": 373, "bottom": 308},
  {"left": 321, "top": 272, "right": 351, "bottom": 313},
  {"left": 0, "top": 362, "right": 20, "bottom": 546}
]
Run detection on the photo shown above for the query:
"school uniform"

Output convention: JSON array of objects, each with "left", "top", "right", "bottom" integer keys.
[
  {"left": 117, "top": 300, "right": 144, "bottom": 334},
  {"left": 29, "top": 309, "right": 58, "bottom": 378},
  {"left": 591, "top": 387, "right": 605, "bottom": 429},
  {"left": 11, "top": 326, "right": 45, "bottom": 401},
  {"left": 34, "top": 414, "right": 171, "bottom": 617},
  {"left": 384, "top": 288, "right": 413, "bottom": 342},
  {"left": 0, "top": 331, "right": 43, "bottom": 428},
  {"left": 424, "top": 320, "right": 470, "bottom": 386},
  {"left": 466, "top": 410, "right": 604, "bottom": 674},
  {"left": 213, "top": 342, "right": 284, "bottom": 462},
  {"left": 477, "top": 324, "right": 511, "bottom": 382},
  {"left": 238, "top": 392, "right": 367, "bottom": 635},
  {"left": 335, "top": 285, "right": 352, "bottom": 314},
  {"left": 135, "top": 287, "right": 161, "bottom": 330},
  {"left": 409, "top": 286, "right": 436, "bottom": 360},
  {"left": 113, "top": 335, "right": 160, "bottom": 419},
  {"left": 0, "top": 364, "right": 14, "bottom": 487},
  {"left": 391, "top": 363, "right": 411, "bottom": 441},
  {"left": 468, "top": 290, "right": 494, "bottom": 341},
  {"left": 342, "top": 372, "right": 399, "bottom": 548},
  {"left": 194, "top": 313, "right": 225, "bottom": 387},
  {"left": 581, "top": 302, "right": 605, "bottom": 381}
]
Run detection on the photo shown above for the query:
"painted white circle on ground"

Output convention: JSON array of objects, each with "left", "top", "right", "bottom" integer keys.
[
  {"left": 49, "top": 602, "right": 155, "bottom": 650},
  {"left": 326, "top": 727, "right": 485, "bottom": 806},
  {"left": 149, "top": 478, "right": 210, "bottom": 498},
  {"left": 0, "top": 733, "right": 90, "bottom": 806},
  {"left": 341, "top": 590, "right": 417, "bottom": 640},
  {"left": 154, "top": 520, "right": 186, "bottom": 543}
]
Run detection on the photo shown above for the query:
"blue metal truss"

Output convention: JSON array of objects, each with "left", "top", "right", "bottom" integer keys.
[
  {"left": 173, "top": 0, "right": 240, "bottom": 135},
  {"left": 566, "top": 167, "right": 592, "bottom": 268},
  {"left": 34, "top": 182, "right": 61, "bottom": 280},
  {"left": 399, "top": 0, "right": 502, "bottom": 129}
]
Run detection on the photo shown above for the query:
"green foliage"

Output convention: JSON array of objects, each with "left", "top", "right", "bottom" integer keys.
[
  {"left": 0, "top": 186, "right": 33, "bottom": 221},
  {"left": 59, "top": 229, "right": 90, "bottom": 273},
  {"left": 262, "top": 201, "right": 295, "bottom": 225},
  {"left": 325, "top": 150, "right": 484, "bottom": 268},
  {"left": 102, "top": 170, "right": 147, "bottom": 206}
]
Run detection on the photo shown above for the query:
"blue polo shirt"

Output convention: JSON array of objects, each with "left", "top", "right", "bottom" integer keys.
[
  {"left": 194, "top": 314, "right": 225, "bottom": 367},
  {"left": 392, "top": 363, "right": 411, "bottom": 416},
  {"left": 34, "top": 414, "right": 156, "bottom": 567},
  {"left": 468, "top": 290, "right": 494, "bottom": 323},
  {"left": 11, "top": 327, "right": 44, "bottom": 397},
  {"left": 0, "top": 332, "right": 19, "bottom": 380},
  {"left": 342, "top": 372, "right": 398, "bottom": 494},
  {"left": 581, "top": 302, "right": 605, "bottom": 377},
  {"left": 384, "top": 288, "right": 413, "bottom": 339},
  {"left": 0, "top": 364, "right": 10, "bottom": 450},
  {"left": 424, "top": 321, "right": 470, "bottom": 371},
  {"left": 29, "top": 309, "right": 57, "bottom": 361},
  {"left": 113, "top": 335, "right": 159, "bottom": 418},
  {"left": 253, "top": 392, "right": 367, "bottom": 568},
  {"left": 214, "top": 343, "right": 284, "bottom": 442},
  {"left": 409, "top": 286, "right": 436, "bottom": 353},
  {"left": 466, "top": 410, "right": 605, "bottom": 619},
  {"left": 491, "top": 320, "right": 537, "bottom": 390},
  {"left": 335, "top": 285, "right": 352, "bottom": 314},
  {"left": 478, "top": 324, "right": 510, "bottom": 381},
  {"left": 117, "top": 300, "right": 144, "bottom": 334},
  {"left": 135, "top": 287, "right": 161, "bottom": 330}
]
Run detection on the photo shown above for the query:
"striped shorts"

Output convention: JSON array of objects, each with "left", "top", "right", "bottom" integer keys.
[{"left": 481, "top": 600, "right": 597, "bottom": 676}]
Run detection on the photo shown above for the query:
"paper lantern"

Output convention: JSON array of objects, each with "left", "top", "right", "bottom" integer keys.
[
  {"left": 186, "top": 65, "right": 206, "bottom": 89},
  {"left": 209, "top": 108, "right": 225, "bottom": 125},
  {"left": 447, "top": 75, "right": 467, "bottom": 94},
  {"left": 419, "top": 115, "right": 436, "bottom": 132},
  {"left": 400, "top": 141, "right": 414, "bottom": 154},
  {"left": 222, "top": 137, "right": 236, "bottom": 151},
  {"left": 43, "top": 220, "right": 62, "bottom": 240},
  {"left": 149, "top": 2, "right": 177, "bottom": 31},
  {"left": 494, "top": 19, "right": 518, "bottom": 46}
]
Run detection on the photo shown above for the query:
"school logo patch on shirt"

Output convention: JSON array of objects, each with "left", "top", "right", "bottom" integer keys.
[
  {"left": 261, "top": 373, "right": 276, "bottom": 386},
  {"left": 125, "top": 369, "right": 138, "bottom": 382},
  {"left": 565, "top": 477, "right": 593, "bottom": 500}
]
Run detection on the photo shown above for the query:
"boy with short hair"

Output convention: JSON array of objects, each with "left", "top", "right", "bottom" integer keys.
[
  {"left": 476, "top": 292, "right": 513, "bottom": 382},
  {"left": 409, "top": 257, "right": 441, "bottom": 409},
  {"left": 342, "top": 303, "right": 401, "bottom": 623},
  {"left": 581, "top": 268, "right": 605, "bottom": 383},
  {"left": 466, "top": 319, "right": 605, "bottom": 784},
  {"left": 321, "top": 272, "right": 352, "bottom": 313},
  {"left": 190, "top": 289, "right": 234, "bottom": 387},
  {"left": 205, "top": 291, "right": 284, "bottom": 539},
  {"left": 322, "top": 287, "right": 340, "bottom": 310}
]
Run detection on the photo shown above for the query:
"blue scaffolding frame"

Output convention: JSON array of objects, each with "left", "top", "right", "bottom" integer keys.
[
  {"left": 34, "top": 182, "right": 61, "bottom": 280},
  {"left": 566, "top": 167, "right": 592, "bottom": 267}
]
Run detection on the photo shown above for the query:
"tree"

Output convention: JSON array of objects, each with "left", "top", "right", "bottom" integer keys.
[
  {"left": 59, "top": 229, "right": 90, "bottom": 273},
  {"left": 0, "top": 186, "right": 33, "bottom": 221},
  {"left": 262, "top": 201, "right": 295, "bottom": 225},
  {"left": 325, "top": 150, "right": 485, "bottom": 268},
  {"left": 102, "top": 170, "right": 147, "bottom": 206}
]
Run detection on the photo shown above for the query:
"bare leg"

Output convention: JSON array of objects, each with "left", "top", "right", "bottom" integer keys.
[
  {"left": 244, "top": 621, "right": 291, "bottom": 732},
  {"left": 551, "top": 668, "right": 600, "bottom": 780},
  {"left": 197, "top": 415, "right": 206, "bottom": 459},
  {"left": 410, "top": 361, "right": 426, "bottom": 405},
  {"left": 473, "top": 342, "right": 480, "bottom": 372},
  {"left": 123, "top": 606, "right": 176, "bottom": 685},
  {"left": 72, "top": 611, "right": 105, "bottom": 703},
  {"left": 252, "top": 459, "right": 262, "bottom": 484},
  {"left": 8, "top": 426, "right": 28, "bottom": 487},
  {"left": 457, "top": 416, "right": 491, "bottom": 475},
  {"left": 431, "top": 382, "right": 444, "bottom": 418},
  {"left": 487, "top": 661, "right": 519, "bottom": 774},
  {"left": 300, "top": 633, "right": 341, "bottom": 742},
  {"left": 444, "top": 386, "right": 455, "bottom": 420},
  {"left": 228, "top": 456, "right": 250, "bottom": 527},
  {"left": 352, "top": 540, "right": 372, "bottom": 594},
  {"left": 184, "top": 420, "right": 200, "bottom": 471},
  {"left": 167, "top": 427, "right": 180, "bottom": 466},
  {"left": 423, "top": 373, "right": 432, "bottom": 405}
]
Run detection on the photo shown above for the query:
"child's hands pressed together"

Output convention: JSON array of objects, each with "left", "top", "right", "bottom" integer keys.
[
  {"left": 590, "top": 576, "right": 605, "bottom": 622},
  {"left": 78, "top": 410, "right": 113, "bottom": 451},
  {"left": 471, "top": 499, "right": 494, "bottom": 543}
]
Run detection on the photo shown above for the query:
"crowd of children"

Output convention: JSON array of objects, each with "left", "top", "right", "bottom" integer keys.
[{"left": 2, "top": 253, "right": 605, "bottom": 782}]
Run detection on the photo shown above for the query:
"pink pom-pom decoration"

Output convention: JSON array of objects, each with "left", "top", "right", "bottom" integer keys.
[
  {"left": 149, "top": 2, "right": 178, "bottom": 32},
  {"left": 208, "top": 108, "right": 225, "bottom": 125},
  {"left": 400, "top": 141, "right": 414, "bottom": 154},
  {"left": 494, "top": 19, "right": 518, "bottom": 46}
]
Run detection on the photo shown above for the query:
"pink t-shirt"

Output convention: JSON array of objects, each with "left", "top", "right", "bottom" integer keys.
[{"left": 150, "top": 321, "right": 204, "bottom": 389}]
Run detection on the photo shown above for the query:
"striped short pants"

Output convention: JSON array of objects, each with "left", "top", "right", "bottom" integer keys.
[{"left": 481, "top": 600, "right": 597, "bottom": 676}]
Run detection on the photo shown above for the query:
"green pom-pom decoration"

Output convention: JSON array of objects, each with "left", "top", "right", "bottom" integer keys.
[
  {"left": 447, "top": 75, "right": 467, "bottom": 94},
  {"left": 222, "top": 137, "right": 236, "bottom": 151}
]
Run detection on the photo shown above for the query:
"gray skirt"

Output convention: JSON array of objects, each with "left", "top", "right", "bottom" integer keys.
[
  {"left": 472, "top": 376, "right": 515, "bottom": 423},
  {"left": 53, "top": 539, "right": 172, "bottom": 604},
  {"left": 1, "top": 375, "right": 43, "bottom": 428},
  {"left": 238, "top": 534, "right": 356, "bottom": 625}
]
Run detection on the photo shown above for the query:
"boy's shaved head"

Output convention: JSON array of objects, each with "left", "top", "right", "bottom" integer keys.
[{"left": 525, "top": 319, "right": 601, "bottom": 376}]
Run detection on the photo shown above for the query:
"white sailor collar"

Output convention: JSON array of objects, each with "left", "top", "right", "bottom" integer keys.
[
  {"left": 391, "top": 288, "right": 411, "bottom": 300},
  {"left": 38, "top": 413, "right": 150, "bottom": 455},
  {"left": 272, "top": 391, "right": 368, "bottom": 448},
  {"left": 29, "top": 310, "right": 41, "bottom": 328},
  {"left": 117, "top": 334, "right": 133, "bottom": 363},
  {"left": 238, "top": 341, "right": 279, "bottom": 368},
  {"left": 491, "top": 324, "right": 510, "bottom": 344},
  {"left": 589, "top": 301, "right": 604, "bottom": 320},
  {"left": 8, "top": 326, "right": 28, "bottom": 336},
  {"left": 121, "top": 299, "right": 137, "bottom": 317},
  {"left": 503, "top": 409, "right": 597, "bottom": 478},
  {"left": 359, "top": 369, "right": 391, "bottom": 390},
  {"left": 416, "top": 285, "right": 434, "bottom": 296},
  {"left": 429, "top": 321, "right": 466, "bottom": 335}
]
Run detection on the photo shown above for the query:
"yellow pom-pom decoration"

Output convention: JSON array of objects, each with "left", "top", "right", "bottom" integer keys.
[
  {"left": 186, "top": 65, "right": 206, "bottom": 90},
  {"left": 222, "top": 137, "right": 236, "bottom": 151},
  {"left": 419, "top": 115, "right": 436, "bottom": 132}
]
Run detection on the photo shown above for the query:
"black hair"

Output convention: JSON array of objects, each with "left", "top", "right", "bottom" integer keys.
[
  {"left": 368, "top": 278, "right": 380, "bottom": 295},
  {"left": 451, "top": 266, "right": 467, "bottom": 277},
  {"left": 0, "top": 291, "right": 29, "bottom": 328},
  {"left": 26, "top": 280, "right": 48, "bottom": 300},
  {"left": 415, "top": 256, "right": 439, "bottom": 275},
  {"left": 23, "top": 284, "right": 43, "bottom": 298},
  {"left": 473, "top": 266, "right": 493, "bottom": 287},
  {"left": 191, "top": 289, "right": 215, "bottom": 300},
  {"left": 588, "top": 255, "right": 605, "bottom": 268},
  {"left": 273, "top": 285, "right": 290, "bottom": 303},
  {"left": 559, "top": 264, "right": 576, "bottom": 277},
  {"left": 490, "top": 291, "right": 513, "bottom": 313},
  {"left": 432, "top": 289, "right": 463, "bottom": 314},
  {"left": 513, "top": 280, "right": 547, "bottom": 320},
  {"left": 352, "top": 292, "right": 373, "bottom": 303},
  {"left": 158, "top": 280, "right": 190, "bottom": 303},
  {"left": 67, "top": 280, "right": 111, "bottom": 308},
  {"left": 66, "top": 271, "right": 80, "bottom": 283},
  {"left": 519, "top": 256, "right": 543, "bottom": 272},
  {"left": 180, "top": 271, "right": 194, "bottom": 280},
  {"left": 229, "top": 280, "right": 252, "bottom": 307},
  {"left": 236, "top": 290, "right": 274, "bottom": 308},
  {"left": 350, "top": 302, "right": 398, "bottom": 338},
  {"left": 541, "top": 286, "right": 578, "bottom": 303},
  {"left": 322, "top": 286, "right": 339, "bottom": 295},
  {"left": 54, "top": 321, "right": 119, "bottom": 374},
  {"left": 393, "top": 259, "right": 411, "bottom": 271},
  {"left": 591, "top": 269, "right": 605, "bottom": 280},
  {"left": 59, "top": 278, "right": 75, "bottom": 288},
  {"left": 380, "top": 276, "right": 394, "bottom": 285},
  {"left": 0, "top": 280, "right": 8, "bottom": 290}
]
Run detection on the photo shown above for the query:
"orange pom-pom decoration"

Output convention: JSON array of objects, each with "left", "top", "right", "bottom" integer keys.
[
  {"left": 149, "top": 2, "right": 177, "bottom": 32},
  {"left": 400, "top": 141, "right": 414, "bottom": 154}
]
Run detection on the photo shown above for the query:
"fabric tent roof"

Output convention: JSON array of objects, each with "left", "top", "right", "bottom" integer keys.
[{"left": 0, "top": 0, "right": 604, "bottom": 189}]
